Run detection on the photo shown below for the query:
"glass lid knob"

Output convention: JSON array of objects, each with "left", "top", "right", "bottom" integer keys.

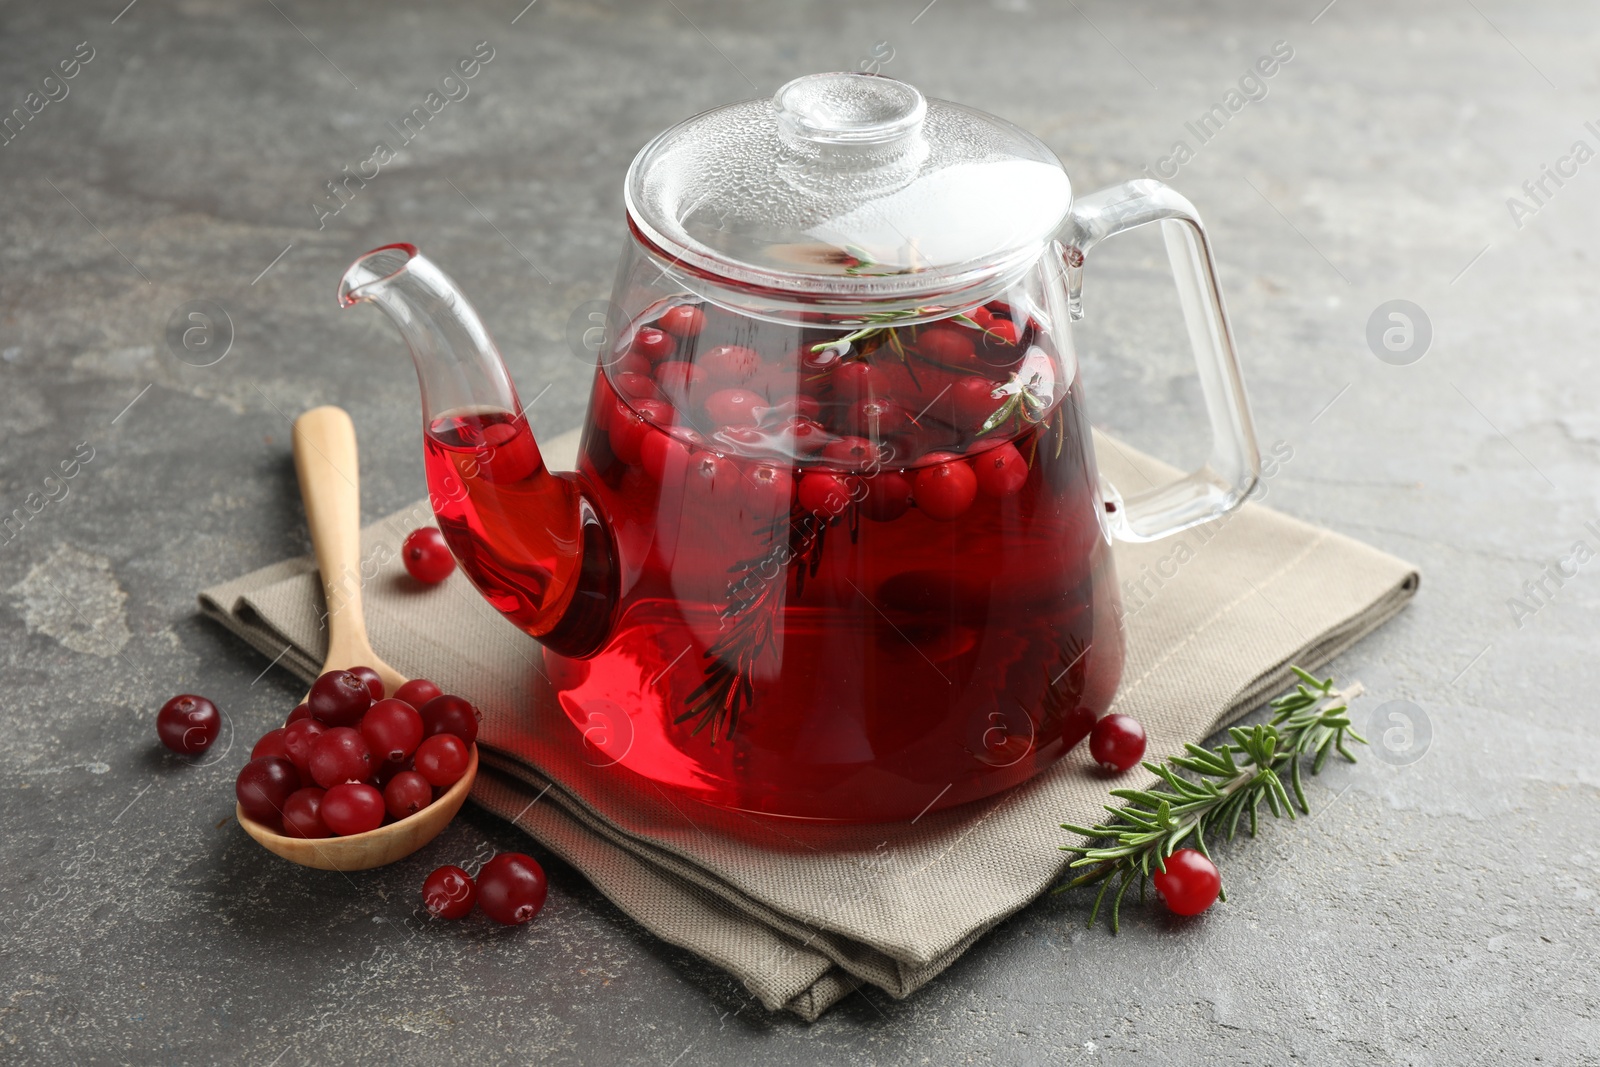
[{"left": 774, "top": 72, "right": 926, "bottom": 148}]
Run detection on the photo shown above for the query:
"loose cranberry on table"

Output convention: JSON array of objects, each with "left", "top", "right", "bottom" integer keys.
[
  {"left": 1152, "top": 848, "right": 1222, "bottom": 917},
  {"left": 914, "top": 459, "right": 978, "bottom": 520},
  {"left": 973, "top": 442, "right": 1029, "bottom": 497},
  {"left": 308, "top": 726, "right": 375, "bottom": 789},
  {"left": 423, "top": 865, "right": 478, "bottom": 920},
  {"left": 156, "top": 694, "right": 221, "bottom": 755},
  {"left": 1089, "top": 713, "right": 1147, "bottom": 774},
  {"left": 418, "top": 694, "right": 481, "bottom": 745},
  {"left": 280, "top": 787, "right": 331, "bottom": 839},
  {"left": 362, "top": 698, "right": 425, "bottom": 763},
  {"left": 656, "top": 304, "right": 705, "bottom": 338},
  {"left": 477, "top": 853, "right": 548, "bottom": 926},
  {"left": 320, "top": 782, "right": 387, "bottom": 836},
  {"left": 383, "top": 770, "right": 434, "bottom": 820},
  {"left": 236, "top": 756, "right": 301, "bottom": 827},
  {"left": 402, "top": 527, "right": 456, "bottom": 585},
  {"left": 394, "top": 678, "right": 443, "bottom": 708},
  {"left": 307, "top": 668, "right": 373, "bottom": 727},
  {"left": 414, "top": 733, "right": 470, "bottom": 788}
]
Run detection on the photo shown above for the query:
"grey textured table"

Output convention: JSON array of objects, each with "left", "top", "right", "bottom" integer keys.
[{"left": 2, "top": 1, "right": 1595, "bottom": 1063}]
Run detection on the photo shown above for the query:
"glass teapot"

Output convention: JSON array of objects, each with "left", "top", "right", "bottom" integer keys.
[{"left": 338, "top": 72, "right": 1259, "bottom": 822}]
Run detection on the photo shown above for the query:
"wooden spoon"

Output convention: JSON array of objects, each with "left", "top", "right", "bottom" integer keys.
[{"left": 237, "top": 405, "right": 476, "bottom": 871}]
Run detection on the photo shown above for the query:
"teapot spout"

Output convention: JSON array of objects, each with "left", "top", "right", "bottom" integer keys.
[{"left": 338, "top": 243, "right": 618, "bottom": 657}]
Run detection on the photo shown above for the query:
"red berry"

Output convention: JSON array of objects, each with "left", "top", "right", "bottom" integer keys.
[
  {"left": 820, "top": 435, "right": 880, "bottom": 468},
  {"left": 321, "top": 782, "right": 386, "bottom": 836},
  {"left": 782, "top": 416, "right": 829, "bottom": 454},
  {"left": 1152, "top": 848, "right": 1222, "bottom": 917},
  {"left": 307, "top": 669, "right": 373, "bottom": 727},
  {"left": 686, "top": 451, "right": 739, "bottom": 504},
  {"left": 917, "top": 325, "right": 977, "bottom": 366},
  {"left": 281, "top": 718, "right": 326, "bottom": 777},
  {"left": 156, "top": 694, "right": 221, "bottom": 755},
  {"left": 832, "top": 362, "right": 889, "bottom": 404},
  {"left": 614, "top": 370, "right": 660, "bottom": 400},
  {"left": 848, "top": 397, "right": 909, "bottom": 438},
  {"left": 704, "top": 388, "right": 763, "bottom": 427},
  {"left": 281, "top": 787, "right": 331, "bottom": 839},
  {"left": 252, "top": 728, "right": 291, "bottom": 762},
  {"left": 423, "top": 865, "right": 478, "bottom": 919},
  {"left": 611, "top": 351, "right": 651, "bottom": 379},
  {"left": 798, "top": 471, "right": 856, "bottom": 516},
  {"left": 394, "top": 678, "right": 443, "bottom": 708},
  {"left": 384, "top": 770, "right": 434, "bottom": 820},
  {"left": 983, "top": 318, "right": 1020, "bottom": 346},
  {"left": 657, "top": 304, "right": 705, "bottom": 338},
  {"left": 745, "top": 462, "right": 794, "bottom": 509},
  {"left": 414, "top": 733, "right": 470, "bottom": 787},
  {"left": 419, "top": 694, "right": 481, "bottom": 745},
  {"left": 361, "top": 698, "right": 425, "bottom": 763},
  {"left": 1089, "top": 713, "right": 1147, "bottom": 773},
  {"left": 700, "top": 344, "right": 763, "bottom": 385},
  {"left": 608, "top": 399, "right": 668, "bottom": 465},
  {"left": 640, "top": 429, "right": 692, "bottom": 483},
  {"left": 863, "top": 471, "right": 913, "bottom": 521},
  {"left": 653, "top": 360, "right": 706, "bottom": 399},
  {"left": 374, "top": 756, "right": 413, "bottom": 785},
  {"left": 285, "top": 703, "right": 311, "bottom": 726},
  {"left": 477, "top": 853, "right": 548, "bottom": 926},
  {"left": 630, "top": 326, "right": 675, "bottom": 361},
  {"left": 402, "top": 527, "right": 456, "bottom": 585},
  {"left": 914, "top": 461, "right": 978, "bottom": 520},
  {"left": 236, "top": 756, "right": 301, "bottom": 827},
  {"left": 308, "top": 726, "right": 375, "bottom": 789},
  {"left": 950, "top": 376, "right": 1001, "bottom": 427},
  {"left": 348, "top": 665, "right": 385, "bottom": 701},
  {"left": 973, "top": 442, "right": 1029, "bottom": 497}
]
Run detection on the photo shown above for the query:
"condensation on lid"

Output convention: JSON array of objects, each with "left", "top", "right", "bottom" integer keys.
[{"left": 624, "top": 72, "right": 1073, "bottom": 300}]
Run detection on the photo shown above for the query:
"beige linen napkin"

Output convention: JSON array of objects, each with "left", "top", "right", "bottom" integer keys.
[{"left": 200, "top": 428, "right": 1418, "bottom": 1020}]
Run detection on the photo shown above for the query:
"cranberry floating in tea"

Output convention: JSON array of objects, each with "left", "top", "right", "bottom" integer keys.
[{"left": 338, "top": 72, "right": 1260, "bottom": 821}]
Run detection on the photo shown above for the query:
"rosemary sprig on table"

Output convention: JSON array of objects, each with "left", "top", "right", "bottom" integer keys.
[{"left": 1056, "top": 667, "right": 1366, "bottom": 932}]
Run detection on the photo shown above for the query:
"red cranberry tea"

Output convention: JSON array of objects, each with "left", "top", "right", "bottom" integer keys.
[{"left": 424, "top": 296, "right": 1124, "bottom": 821}]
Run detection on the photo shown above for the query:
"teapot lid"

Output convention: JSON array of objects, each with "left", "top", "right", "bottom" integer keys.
[{"left": 624, "top": 72, "right": 1072, "bottom": 304}]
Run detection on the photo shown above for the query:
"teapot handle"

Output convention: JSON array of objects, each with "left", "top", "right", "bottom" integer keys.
[{"left": 1062, "top": 179, "right": 1261, "bottom": 543}]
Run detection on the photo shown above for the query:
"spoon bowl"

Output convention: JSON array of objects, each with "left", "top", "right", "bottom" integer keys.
[{"left": 238, "top": 744, "right": 477, "bottom": 871}]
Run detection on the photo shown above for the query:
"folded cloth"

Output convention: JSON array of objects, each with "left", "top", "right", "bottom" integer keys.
[{"left": 200, "top": 427, "right": 1418, "bottom": 1020}]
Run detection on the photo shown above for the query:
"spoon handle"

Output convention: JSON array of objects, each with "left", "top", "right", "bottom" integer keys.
[{"left": 293, "top": 406, "right": 374, "bottom": 675}]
